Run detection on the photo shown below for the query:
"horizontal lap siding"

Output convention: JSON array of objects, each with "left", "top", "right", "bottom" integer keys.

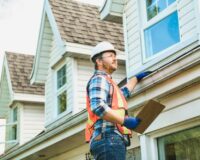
[
  {"left": 45, "top": 65, "right": 54, "bottom": 125},
  {"left": 76, "top": 58, "right": 126, "bottom": 112},
  {"left": 66, "top": 57, "right": 74, "bottom": 113},
  {"left": 125, "top": 0, "right": 142, "bottom": 75},
  {"left": 36, "top": 15, "right": 52, "bottom": 82},
  {"left": 178, "top": 0, "right": 197, "bottom": 41},
  {"left": 22, "top": 105, "right": 44, "bottom": 144},
  {"left": 76, "top": 59, "right": 93, "bottom": 112}
]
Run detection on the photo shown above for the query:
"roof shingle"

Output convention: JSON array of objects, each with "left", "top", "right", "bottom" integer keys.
[
  {"left": 6, "top": 52, "right": 44, "bottom": 95},
  {"left": 49, "top": 0, "right": 124, "bottom": 51}
]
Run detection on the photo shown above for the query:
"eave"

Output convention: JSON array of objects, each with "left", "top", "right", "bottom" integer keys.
[{"left": 100, "top": 0, "right": 124, "bottom": 23}]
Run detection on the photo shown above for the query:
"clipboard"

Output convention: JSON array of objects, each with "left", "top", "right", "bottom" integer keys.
[{"left": 134, "top": 100, "right": 165, "bottom": 134}]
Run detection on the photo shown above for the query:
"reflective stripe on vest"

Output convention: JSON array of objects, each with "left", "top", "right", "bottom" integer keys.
[{"left": 85, "top": 75, "right": 132, "bottom": 142}]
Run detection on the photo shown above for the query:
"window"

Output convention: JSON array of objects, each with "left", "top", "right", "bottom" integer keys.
[
  {"left": 11, "top": 107, "right": 17, "bottom": 140},
  {"left": 157, "top": 126, "right": 200, "bottom": 160},
  {"left": 56, "top": 65, "right": 67, "bottom": 114},
  {"left": 7, "top": 107, "right": 18, "bottom": 142},
  {"left": 143, "top": 0, "right": 180, "bottom": 59},
  {"left": 146, "top": 0, "right": 176, "bottom": 20}
]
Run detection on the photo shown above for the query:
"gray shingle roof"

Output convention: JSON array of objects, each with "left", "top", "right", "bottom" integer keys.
[
  {"left": 6, "top": 52, "right": 44, "bottom": 95},
  {"left": 49, "top": 0, "right": 124, "bottom": 51}
]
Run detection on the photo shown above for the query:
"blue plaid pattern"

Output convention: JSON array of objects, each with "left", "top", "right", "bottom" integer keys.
[{"left": 87, "top": 70, "right": 130, "bottom": 141}]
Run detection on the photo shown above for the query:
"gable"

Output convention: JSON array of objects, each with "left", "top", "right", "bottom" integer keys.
[
  {"left": 0, "top": 65, "right": 12, "bottom": 118},
  {"left": 6, "top": 52, "right": 44, "bottom": 95},
  {"left": 49, "top": 0, "right": 124, "bottom": 50}
]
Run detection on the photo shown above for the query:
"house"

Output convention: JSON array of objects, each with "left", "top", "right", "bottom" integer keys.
[
  {"left": 100, "top": 0, "right": 200, "bottom": 159},
  {"left": 0, "top": 0, "right": 128, "bottom": 159},
  {"left": 0, "top": 52, "right": 45, "bottom": 154}
]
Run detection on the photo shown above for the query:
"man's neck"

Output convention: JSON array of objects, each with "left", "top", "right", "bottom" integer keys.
[{"left": 97, "top": 68, "right": 112, "bottom": 75}]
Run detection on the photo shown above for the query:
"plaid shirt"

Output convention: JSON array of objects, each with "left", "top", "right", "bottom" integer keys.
[{"left": 87, "top": 70, "right": 130, "bottom": 141}]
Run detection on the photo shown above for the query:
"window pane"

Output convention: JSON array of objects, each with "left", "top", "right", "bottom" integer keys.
[
  {"left": 146, "top": 0, "right": 157, "bottom": 20},
  {"left": 13, "top": 107, "right": 17, "bottom": 122},
  {"left": 147, "top": 5, "right": 158, "bottom": 20},
  {"left": 168, "top": 0, "right": 176, "bottom": 5},
  {"left": 57, "top": 65, "right": 66, "bottom": 89},
  {"left": 144, "top": 11, "right": 180, "bottom": 58},
  {"left": 146, "top": 0, "right": 156, "bottom": 7},
  {"left": 57, "top": 91, "right": 67, "bottom": 114},
  {"left": 157, "top": 0, "right": 167, "bottom": 13},
  {"left": 146, "top": 0, "right": 176, "bottom": 20},
  {"left": 11, "top": 125, "right": 17, "bottom": 140},
  {"left": 158, "top": 126, "right": 200, "bottom": 160},
  {"left": 126, "top": 147, "right": 141, "bottom": 160}
]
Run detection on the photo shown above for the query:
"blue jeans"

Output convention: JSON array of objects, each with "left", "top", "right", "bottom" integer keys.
[{"left": 90, "top": 132, "right": 126, "bottom": 160}]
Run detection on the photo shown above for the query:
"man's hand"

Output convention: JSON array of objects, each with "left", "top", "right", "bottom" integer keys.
[
  {"left": 123, "top": 117, "right": 140, "bottom": 130},
  {"left": 135, "top": 71, "right": 152, "bottom": 82}
]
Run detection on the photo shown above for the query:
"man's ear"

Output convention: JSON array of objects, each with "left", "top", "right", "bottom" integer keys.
[{"left": 96, "top": 58, "right": 103, "bottom": 66}]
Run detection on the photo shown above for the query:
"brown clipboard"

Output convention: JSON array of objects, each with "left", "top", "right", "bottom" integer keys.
[{"left": 134, "top": 100, "right": 165, "bottom": 134}]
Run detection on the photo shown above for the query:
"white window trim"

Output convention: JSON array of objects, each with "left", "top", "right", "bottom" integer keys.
[
  {"left": 139, "top": 116, "right": 200, "bottom": 160},
  {"left": 2, "top": 107, "right": 19, "bottom": 145},
  {"left": 54, "top": 61, "right": 72, "bottom": 120},
  {"left": 140, "top": 1, "right": 180, "bottom": 62}
]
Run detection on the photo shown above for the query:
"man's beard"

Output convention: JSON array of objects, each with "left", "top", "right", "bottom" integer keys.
[{"left": 103, "top": 62, "right": 117, "bottom": 74}]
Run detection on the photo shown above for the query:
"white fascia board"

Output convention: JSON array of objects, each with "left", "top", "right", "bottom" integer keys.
[
  {"left": 64, "top": 42, "right": 126, "bottom": 61},
  {"left": 0, "top": 110, "right": 87, "bottom": 160},
  {"left": 12, "top": 93, "right": 45, "bottom": 103},
  {"left": 100, "top": 0, "right": 124, "bottom": 23},
  {"left": 30, "top": 0, "right": 46, "bottom": 85},
  {"left": 45, "top": 0, "right": 65, "bottom": 47},
  {"left": 30, "top": 0, "right": 66, "bottom": 84},
  {"left": 3, "top": 56, "right": 14, "bottom": 100}
]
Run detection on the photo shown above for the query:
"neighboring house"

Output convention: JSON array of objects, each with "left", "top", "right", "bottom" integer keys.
[
  {"left": 100, "top": 0, "right": 200, "bottom": 159},
  {"left": 0, "top": 0, "right": 127, "bottom": 160},
  {"left": 0, "top": 52, "right": 45, "bottom": 155}
]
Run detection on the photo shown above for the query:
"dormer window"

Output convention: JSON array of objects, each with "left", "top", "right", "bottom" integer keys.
[{"left": 56, "top": 65, "right": 67, "bottom": 114}]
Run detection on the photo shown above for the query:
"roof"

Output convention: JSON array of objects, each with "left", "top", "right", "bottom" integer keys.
[
  {"left": 49, "top": 0, "right": 124, "bottom": 51},
  {"left": 5, "top": 52, "right": 44, "bottom": 95}
]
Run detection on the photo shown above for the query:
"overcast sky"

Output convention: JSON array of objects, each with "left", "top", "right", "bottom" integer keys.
[{"left": 0, "top": 0, "right": 104, "bottom": 76}]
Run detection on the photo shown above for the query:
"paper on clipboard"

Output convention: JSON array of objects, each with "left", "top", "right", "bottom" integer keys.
[{"left": 134, "top": 100, "right": 165, "bottom": 134}]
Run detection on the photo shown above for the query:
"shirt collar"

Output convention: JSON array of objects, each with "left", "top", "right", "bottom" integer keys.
[{"left": 94, "top": 70, "right": 112, "bottom": 79}]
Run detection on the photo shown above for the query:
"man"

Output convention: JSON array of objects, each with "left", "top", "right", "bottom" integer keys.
[{"left": 85, "top": 41, "right": 151, "bottom": 160}]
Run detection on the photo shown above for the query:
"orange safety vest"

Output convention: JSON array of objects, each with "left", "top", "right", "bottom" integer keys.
[{"left": 85, "top": 75, "right": 132, "bottom": 142}]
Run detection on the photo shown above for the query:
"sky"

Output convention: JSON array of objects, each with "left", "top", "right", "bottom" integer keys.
[
  {"left": 0, "top": 0, "right": 104, "bottom": 76},
  {"left": 0, "top": 0, "right": 104, "bottom": 154}
]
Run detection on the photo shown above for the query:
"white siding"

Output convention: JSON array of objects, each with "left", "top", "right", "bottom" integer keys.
[
  {"left": 178, "top": 0, "right": 197, "bottom": 41},
  {"left": 76, "top": 58, "right": 126, "bottom": 113},
  {"left": 124, "top": 0, "right": 142, "bottom": 75},
  {"left": 125, "top": 0, "right": 198, "bottom": 76},
  {"left": 0, "top": 68, "right": 11, "bottom": 118},
  {"left": 35, "top": 15, "right": 52, "bottom": 83},
  {"left": 22, "top": 104, "right": 44, "bottom": 144},
  {"left": 45, "top": 64, "right": 54, "bottom": 125}
]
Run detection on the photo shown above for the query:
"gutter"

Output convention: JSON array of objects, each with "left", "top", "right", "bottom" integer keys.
[{"left": 0, "top": 110, "right": 87, "bottom": 160}]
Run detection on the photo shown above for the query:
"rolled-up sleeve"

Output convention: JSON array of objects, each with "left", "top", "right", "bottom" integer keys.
[
  {"left": 120, "top": 86, "right": 131, "bottom": 98},
  {"left": 88, "top": 76, "right": 111, "bottom": 118}
]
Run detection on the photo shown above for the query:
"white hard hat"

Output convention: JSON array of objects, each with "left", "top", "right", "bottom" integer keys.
[{"left": 91, "top": 41, "right": 116, "bottom": 62}]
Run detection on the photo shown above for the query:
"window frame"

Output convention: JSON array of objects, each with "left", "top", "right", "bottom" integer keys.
[
  {"left": 141, "top": 0, "right": 180, "bottom": 63},
  {"left": 55, "top": 63, "right": 71, "bottom": 118},
  {"left": 5, "top": 107, "right": 19, "bottom": 144},
  {"left": 139, "top": 117, "right": 200, "bottom": 160}
]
